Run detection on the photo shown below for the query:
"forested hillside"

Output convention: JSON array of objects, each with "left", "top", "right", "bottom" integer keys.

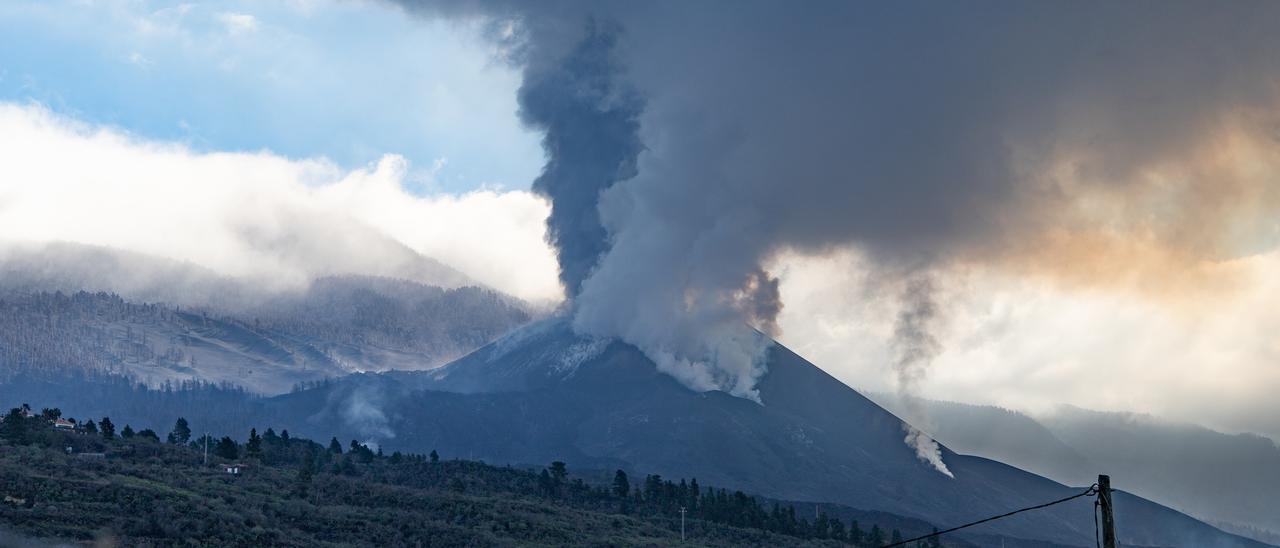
[
  {"left": 0, "top": 403, "right": 944, "bottom": 547},
  {"left": 248, "top": 276, "right": 530, "bottom": 369},
  {"left": 0, "top": 277, "right": 530, "bottom": 394}
]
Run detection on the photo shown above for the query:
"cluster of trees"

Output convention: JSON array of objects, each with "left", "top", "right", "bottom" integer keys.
[
  {"left": 0, "top": 404, "right": 166, "bottom": 448},
  {"left": 0, "top": 405, "right": 64, "bottom": 447},
  {"left": 0, "top": 373, "right": 277, "bottom": 450},
  {"left": 624, "top": 470, "right": 923, "bottom": 546}
]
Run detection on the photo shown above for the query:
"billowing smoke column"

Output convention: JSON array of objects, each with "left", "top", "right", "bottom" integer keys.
[
  {"left": 394, "top": 0, "right": 1280, "bottom": 456},
  {"left": 518, "top": 22, "right": 643, "bottom": 297}
]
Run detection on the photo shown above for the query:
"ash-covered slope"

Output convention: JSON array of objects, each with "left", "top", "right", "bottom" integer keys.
[
  {"left": 0, "top": 277, "right": 530, "bottom": 394},
  {"left": 275, "top": 318, "right": 1269, "bottom": 548}
]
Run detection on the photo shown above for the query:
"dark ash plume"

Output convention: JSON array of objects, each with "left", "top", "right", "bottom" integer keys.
[{"left": 518, "top": 22, "right": 644, "bottom": 297}]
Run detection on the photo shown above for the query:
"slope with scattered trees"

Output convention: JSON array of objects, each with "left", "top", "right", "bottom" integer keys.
[
  {"left": 0, "top": 401, "right": 949, "bottom": 547},
  {"left": 0, "top": 277, "right": 530, "bottom": 394}
]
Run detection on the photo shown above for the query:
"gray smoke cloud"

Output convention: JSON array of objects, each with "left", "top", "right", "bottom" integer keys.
[
  {"left": 392, "top": 1, "right": 1280, "bottom": 403},
  {"left": 335, "top": 383, "right": 396, "bottom": 441}
]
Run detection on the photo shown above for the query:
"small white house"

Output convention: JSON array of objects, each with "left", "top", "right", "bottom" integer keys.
[
  {"left": 53, "top": 418, "right": 75, "bottom": 430},
  {"left": 222, "top": 464, "right": 247, "bottom": 475}
]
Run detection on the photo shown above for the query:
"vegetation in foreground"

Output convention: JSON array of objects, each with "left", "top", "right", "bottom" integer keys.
[{"left": 0, "top": 403, "right": 943, "bottom": 547}]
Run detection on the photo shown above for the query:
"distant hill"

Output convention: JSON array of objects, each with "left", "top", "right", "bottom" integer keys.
[
  {"left": 1042, "top": 406, "right": 1280, "bottom": 540},
  {"left": 872, "top": 396, "right": 1280, "bottom": 545}
]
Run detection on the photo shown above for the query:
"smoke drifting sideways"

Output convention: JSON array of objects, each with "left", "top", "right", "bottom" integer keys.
[{"left": 393, "top": 1, "right": 1280, "bottom": 412}]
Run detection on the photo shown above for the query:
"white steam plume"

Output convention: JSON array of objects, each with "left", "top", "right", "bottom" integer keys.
[{"left": 891, "top": 274, "right": 953, "bottom": 477}]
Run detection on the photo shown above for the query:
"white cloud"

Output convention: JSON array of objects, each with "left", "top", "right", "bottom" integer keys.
[
  {"left": 0, "top": 102, "right": 562, "bottom": 303},
  {"left": 127, "top": 51, "right": 152, "bottom": 68},
  {"left": 216, "top": 12, "right": 258, "bottom": 35}
]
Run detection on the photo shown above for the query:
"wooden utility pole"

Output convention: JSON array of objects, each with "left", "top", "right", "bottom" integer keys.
[
  {"left": 1098, "top": 474, "right": 1117, "bottom": 548},
  {"left": 679, "top": 506, "right": 687, "bottom": 542},
  {"left": 204, "top": 432, "right": 209, "bottom": 466}
]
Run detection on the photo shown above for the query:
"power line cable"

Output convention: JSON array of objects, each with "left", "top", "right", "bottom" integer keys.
[
  {"left": 882, "top": 484, "right": 1099, "bottom": 548},
  {"left": 1094, "top": 499, "right": 1102, "bottom": 548}
]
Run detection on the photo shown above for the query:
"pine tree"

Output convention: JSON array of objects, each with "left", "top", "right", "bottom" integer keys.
[
  {"left": 167, "top": 417, "right": 191, "bottom": 444},
  {"left": 83, "top": 419, "right": 97, "bottom": 434},
  {"left": 328, "top": 437, "right": 343, "bottom": 454},
  {"left": 815, "top": 512, "right": 831, "bottom": 539},
  {"left": 339, "top": 455, "right": 358, "bottom": 476},
  {"left": 849, "top": 517, "right": 870, "bottom": 542},
  {"left": 891, "top": 528, "right": 904, "bottom": 544},
  {"left": 348, "top": 440, "right": 374, "bottom": 463},
  {"left": 121, "top": 425, "right": 135, "bottom": 438},
  {"left": 868, "top": 525, "right": 885, "bottom": 547},
  {"left": 549, "top": 461, "right": 568, "bottom": 496},
  {"left": 612, "top": 470, "right": 630, "bottom": 498},
  {"left": 830, "top": 518, "right": 846, "bottom": 542},
  {"left": 429, "top": 449, "right": 439, "bottom": 463},
  {"left": 99, "top": 417, "right": 115, "bottom": 440},
  {"left": 215, "top": 436, "right": 239, "bottom": 459},
  {"left": 538, "top": 469, "right": 553, "bottom": 496},
  {"left": 0, "top": 408, "right": 28, "bottom": 445},
  {"left": 246, "top": 428, "right": 262, "bottom": 457}
]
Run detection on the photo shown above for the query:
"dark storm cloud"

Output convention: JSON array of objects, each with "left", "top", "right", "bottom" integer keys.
[{"left": 390, "top": 0, "right": 1280, "bottom": 396}]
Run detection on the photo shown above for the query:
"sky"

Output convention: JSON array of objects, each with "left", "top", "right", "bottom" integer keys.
[
  {"left": 0, "top": 0, "right": 543, "bottom": 194},
  {"left": 2, "top": 0, "right": 1279, "bottom": 442}
]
